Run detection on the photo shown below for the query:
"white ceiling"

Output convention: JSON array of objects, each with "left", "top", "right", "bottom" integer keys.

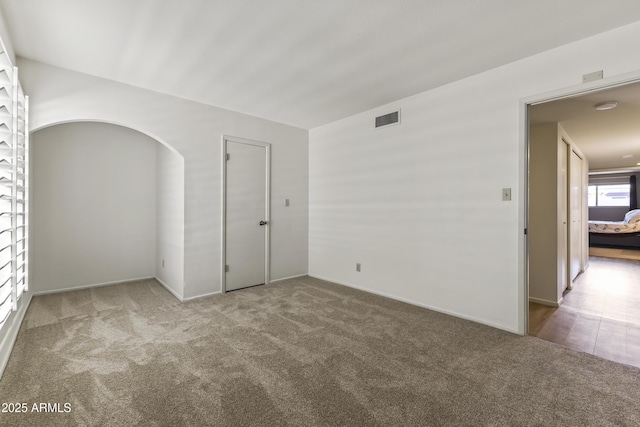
[
  {"left": 1, "top": 1, "right": 640, "bottom": 129},
  {"left": 530, "top": 82, "right": 640, "bottom": 171}
]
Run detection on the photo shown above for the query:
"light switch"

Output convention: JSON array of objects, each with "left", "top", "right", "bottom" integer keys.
[
  {"left": 502, "top": 188, "right": 511, "bottom": 201},
  {"left": 285, "top": 198, "right": 290, "bottom": 207}
]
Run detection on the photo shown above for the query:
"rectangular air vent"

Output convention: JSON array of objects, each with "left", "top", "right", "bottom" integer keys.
[{"left": 375, "top": 110, "right": 400, "bottom": 128}]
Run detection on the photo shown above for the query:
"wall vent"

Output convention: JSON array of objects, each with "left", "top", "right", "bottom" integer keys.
[{"left": 375, "top": 110, "right": 400, "bottom": 128}]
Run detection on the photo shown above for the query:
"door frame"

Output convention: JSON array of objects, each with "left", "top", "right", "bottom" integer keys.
[
  {"left": 221, "top": 135, "right": 271, "bottom": 294},
  {"left": 521, "top": 69, "right": 640, "bottom": 335},
  {"left": 568, "top": 147, "right": 585, "bottom": 284}
]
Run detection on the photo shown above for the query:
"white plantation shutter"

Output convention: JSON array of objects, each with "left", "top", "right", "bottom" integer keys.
[
  {"left": 0, "top": 54, "right": 13, "bottom": 330},
  {"left": 0, "top": 44, "right": 28, "bottom": 333},
  {"left": 14, "top": 78, "right": 28, "bottom": 302}
]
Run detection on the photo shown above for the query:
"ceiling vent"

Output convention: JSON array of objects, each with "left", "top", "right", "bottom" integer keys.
[{"left": 375, "top": 110, "right": 400, "bottom": 128}]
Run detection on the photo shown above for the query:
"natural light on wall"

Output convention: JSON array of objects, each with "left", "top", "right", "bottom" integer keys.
[{"left": 0, "top": 44, "right": 28, "bottom": 333}]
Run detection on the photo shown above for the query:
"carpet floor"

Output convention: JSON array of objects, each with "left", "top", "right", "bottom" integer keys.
[{"left": 1, "top": 276, "right": 639, "bottom": 426}]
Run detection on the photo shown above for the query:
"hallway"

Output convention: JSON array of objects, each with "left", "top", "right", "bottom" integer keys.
[{"left": 530, "top": 255, "right": 640, "bottom": 368}]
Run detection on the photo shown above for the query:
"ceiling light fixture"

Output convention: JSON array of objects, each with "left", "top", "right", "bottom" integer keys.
[
  {"left": 595, "top": 101, "right": 618, "bottom": 110},
  {"left": 622, "top": 154, "right": 634, "bottom": 158}
]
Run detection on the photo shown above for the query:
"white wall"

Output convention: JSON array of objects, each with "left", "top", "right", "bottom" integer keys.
[
  {"left": 269, "top": 139, "right": 309, "bottom": 280},
  {"left": 0, "top": 7, "right": 15, "bottom": 64},
  {"left": 156, "top": 144, "right": 185, "bottom": 298},
  {"left": 309, "top": 21, "right": 640, "bottom": 334},
  {"left": 19, "top": 58, "right": 309, "bottom": 299},
  {"left": 529, "top": 123, "right": 562, "bottom": 305},
  {"left": 30, "top": 122, "right": 157, "bottom": 293}
]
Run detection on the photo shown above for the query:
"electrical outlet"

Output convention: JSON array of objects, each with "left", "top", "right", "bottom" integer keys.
[
  {"left": 285, "top": 198, "right": 290, "bottom": 207},
  {"left": 502, "top": 188, "right": 511, "bottom": 201},
  {"left": 356, "top": 263, "right": 361, "bottom": 272},
  {"left": 162, "top": 259, "right": 165, "bottom": 268}
]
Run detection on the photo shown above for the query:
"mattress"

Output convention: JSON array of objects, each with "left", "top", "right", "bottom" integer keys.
[
  {"left": 588, "top": 220, "right": 640, "bottom": 234},
  {"left": 588, "top": 209, "right": 640, "bottom": 234}
]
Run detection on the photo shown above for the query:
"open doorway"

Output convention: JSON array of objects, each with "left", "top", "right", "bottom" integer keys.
[{"left": 527, "top": 80, "right": 640, "bottom": 368}]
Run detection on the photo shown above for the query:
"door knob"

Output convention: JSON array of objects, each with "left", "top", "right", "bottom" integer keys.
[{"left": 259, "top": 220, "right": 268, "bottom": 226}]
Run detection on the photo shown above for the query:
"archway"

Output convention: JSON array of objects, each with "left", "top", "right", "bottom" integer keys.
[{"left": 29, "top": 121, "right": 185, "bottom": 298}]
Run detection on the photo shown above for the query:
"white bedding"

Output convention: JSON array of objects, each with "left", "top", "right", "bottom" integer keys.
[{"left": 588, "top": 209, "right": 640, "bottom": 234}]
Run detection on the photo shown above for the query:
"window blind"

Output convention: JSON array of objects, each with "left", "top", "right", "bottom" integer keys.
[{"left": 589, "top": 174, "right": 630, "bottom": 186}]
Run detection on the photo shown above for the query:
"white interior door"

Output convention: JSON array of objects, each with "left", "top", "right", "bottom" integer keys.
[
  {"left": 558, "top": 139, "right": 569, "bottom": 293},
  {"left": 223, "top": 137, "right": 270, "bottom": 292},
  {"left": 569, "top": 149, "right": 583, "bottom": 281}
]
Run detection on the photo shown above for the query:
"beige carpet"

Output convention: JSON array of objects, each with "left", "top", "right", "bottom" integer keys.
[{"left": 1, "top": 276, "right": 639, "bottom": 426}]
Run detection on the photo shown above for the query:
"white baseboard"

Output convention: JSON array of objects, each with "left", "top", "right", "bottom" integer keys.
[
  {"left": 154, "top": 276, "right": 184, "bottom": 302},
  {"left": 34, "top": 276, "right": 156, "bottom": 296},
  {"left": 178, "top": 273, "right": 309, "bottom": 301},
  {"left": 269, "top": 273, "right": 308, "bottom": 283},
  {"left": 529, "top": 296, "right": 562, "bottom": 307},
  {"left": 308, "top": 274, "right": 518, "bottom": 334},
  {"left": 182, "top": 290, "right": 221, "bottom": 302},
  {"left": 0, "top": 292, "right": 33, "bottom": 379},
  {"left": 154, "top": 277, "right": 222, "bottom": 302}
]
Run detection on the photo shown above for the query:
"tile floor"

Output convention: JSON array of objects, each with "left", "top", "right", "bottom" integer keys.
[{"left": 529, "top": 254, "right": 640, "bottom": 368}]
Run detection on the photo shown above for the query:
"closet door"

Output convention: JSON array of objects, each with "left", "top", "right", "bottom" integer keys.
[
  {"left": 557, "top": 139, "right": 569, "bottom": 293},
  {"left": 223, "top": 138, "right": 270, "bottom": 292},
  {"left": 569, "top": 149, "right": 583, "bottom": 281}
]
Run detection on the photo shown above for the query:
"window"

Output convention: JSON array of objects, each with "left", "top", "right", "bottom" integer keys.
[
  {"left": 588, "top": 183, "right": 630, "bottom": 207},
  {"left": 0, "top": 49, "right": 28, "bottom": 334}
]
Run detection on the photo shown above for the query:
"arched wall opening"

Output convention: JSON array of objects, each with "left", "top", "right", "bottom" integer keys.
[
  {"left": 31, "top": 119, "right": 182, "bottom": 156},
  {"left": 30, "top": 121, "right": 185, "bottom": 297}
]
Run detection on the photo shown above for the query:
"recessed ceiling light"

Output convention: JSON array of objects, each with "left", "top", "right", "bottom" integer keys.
[
  {"left": 622, "top": 154, "right": 634, "bottom": 158},
  {"left": 595, "top": 101, "right": 618, "bottom": 110}
]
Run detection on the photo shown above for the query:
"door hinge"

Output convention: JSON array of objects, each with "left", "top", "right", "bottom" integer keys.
[
  {"left": 225, "top": 265, "right": 229, "bottom": 272},
  {"left": 524, "top": 228, "right": 528, "bottom": 235},
  {"left": 226, "top": 153, "right": 230, "bottom": 161}
]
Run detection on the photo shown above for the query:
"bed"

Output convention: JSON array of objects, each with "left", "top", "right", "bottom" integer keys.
[{"left": 588, "top": 209, "right": 640, "bottom": 237}]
